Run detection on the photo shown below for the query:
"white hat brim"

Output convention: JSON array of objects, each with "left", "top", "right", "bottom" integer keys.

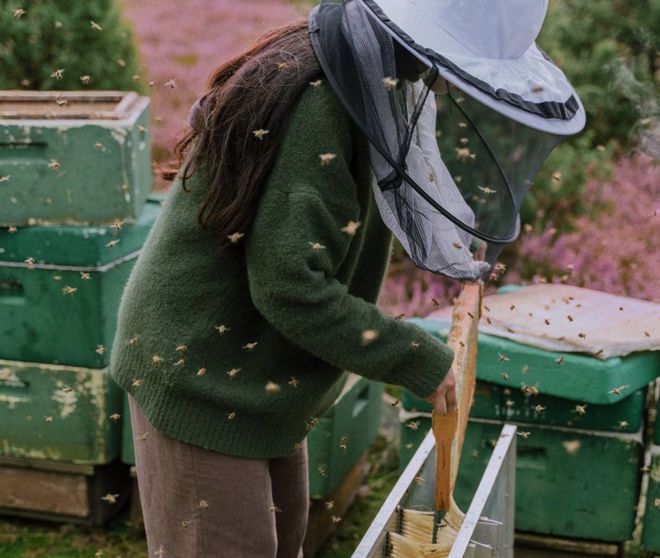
[
  {"left": 433, "top": 56, "right": 587, "bottom": 135},
  {"left": 359, "top": 0, "right": 586, "bottom": 135}
]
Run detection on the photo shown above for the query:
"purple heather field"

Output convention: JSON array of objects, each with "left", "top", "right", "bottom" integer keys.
[
  {"left": 120, "top": 0, "right": 303, "bottom": 185},
  {"left": 120, "top": 0, "right": 659, "bottom": 314}
]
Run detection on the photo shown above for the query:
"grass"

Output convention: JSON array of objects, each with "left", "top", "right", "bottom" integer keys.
[
  {"left": 315, "top": 435, "right": 400, "bottom": 557},
  {"left": 0, "top": 513, "right": 146, "bottom": 558}
]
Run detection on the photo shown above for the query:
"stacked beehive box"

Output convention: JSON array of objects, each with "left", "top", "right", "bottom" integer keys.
[
  {"left": 642, "top": 382, "right": 660, "bottom": 553},
  {"left": 0, "top": 91, "right": 160, "bottom": 525},
  {"left": 399, "top": 284, "right": 659, "bottom": 548}
]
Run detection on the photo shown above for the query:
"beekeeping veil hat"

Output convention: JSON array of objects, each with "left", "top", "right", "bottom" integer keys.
[{"left": 308, "top": 0, "right": 586, "bottom": 280}]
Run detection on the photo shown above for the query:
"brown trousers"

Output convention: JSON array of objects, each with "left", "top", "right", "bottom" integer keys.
[{"left": 128, "top": 394, "right": 309, "bottom": 558}]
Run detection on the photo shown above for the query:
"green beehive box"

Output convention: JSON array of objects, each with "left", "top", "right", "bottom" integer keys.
[
  {"left": 398, "top": 411, "right": 431, "bottom": 470},
  {"left": 121, "top": 391, "right": 134, "bottom": 465},
  {"left": 398, "top": 306, "right": 654, "bottom": 543},
  {"left": 0, "top": 195, "right": 163, "bottom": 368},
  {"left": 122, "top": 374, "right": 384, "bottom": 501},
  {"left": 307, "top": 375, "right": 383, "bottom": 499},
  {"left": 403, "top": 317, "right": 651, "bottom": 432},
  {"left": 0, "top": 360, "right": 122, "bottom": 464},
  {"left": 642, "top": 445, "right": 660, "bottom": 553},
  {"left": 399, "top": 416, "right": 643, "bottom": 542},
  {"left": 401, "top": 382, "right": 646, "bottom": 434},
  {"left": 656, "top": 386, "right": 660, "bottom": 445},
  {"left": 408, "top": 316, "right": 659, "bottom": 406},
  {"left": 0, "top": 91, "right": 151, "bottom": 225},
  {"left": 458, "top": 418, "right": 642, "bottom": 542}
]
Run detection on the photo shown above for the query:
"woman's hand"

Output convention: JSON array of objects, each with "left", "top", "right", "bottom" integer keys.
[{"left": 425, "top": 366, "right": 457, "bottom": 415}]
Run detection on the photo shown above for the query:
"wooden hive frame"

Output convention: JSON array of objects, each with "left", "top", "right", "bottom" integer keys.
[{"left": 434, "top": 280, "right": 483, "bottom": 512}]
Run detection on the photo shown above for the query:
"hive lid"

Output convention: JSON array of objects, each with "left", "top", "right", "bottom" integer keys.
[
  {"left": 0, "top": 193, "right": 164, "bottom": 268},
  {"left": 428, "top": 284, "right": 660, "bottom": 359},
  {"left": 409, "top": 314, "right": 659, "bottom": 405},
  {"left": 0, "top": 90, "right": 143, "bottom": 120}
]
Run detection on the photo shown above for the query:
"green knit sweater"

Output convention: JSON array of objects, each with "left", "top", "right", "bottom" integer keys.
[{"left": 109, "top": 80, "right": 455, "bottom": 458}]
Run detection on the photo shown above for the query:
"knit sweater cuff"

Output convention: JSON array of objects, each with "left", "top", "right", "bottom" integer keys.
[{"left": 384, "top": 337, "right": 455, "bottom": 400}]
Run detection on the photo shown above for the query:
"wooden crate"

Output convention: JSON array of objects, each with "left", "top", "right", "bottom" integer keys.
[{"left": 0, "top": 456, "right": 132, "bottom": 525}]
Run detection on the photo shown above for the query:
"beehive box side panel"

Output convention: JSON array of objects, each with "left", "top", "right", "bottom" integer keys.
[
  {"left": 0, "top": 98, "right": 152, "bottom": 225},
  {"left": 0, "top": 257, "right": 138, "bottom": 368},
  {"left": 470, "top": 382, "right": 646, "bottom": 432},
  {"left": 402, "top": 418, "right": 643, "bottom": 542},
  {"left": 486, "top": 420, "right": 641, "bottom": 541},
  {"left": 307, "top": 415, "right": 334, "bottom": 500},
  {"left": 410, "top": 317, "right": 660, "bottom": 405},
  {"left": 98, "top": 260, "right": 136, "bottom": 367},
  {"left": 655, "top": 388, "right": 660, "bottom": 446},
  {"left": 0, "top": 362, "right": 122, "bottom": 463},
  {"left": 641, "top": 446, "right": 660, "bottom": 552},
  {"left": 0, "top": 266, "right": 103, "bottom": 366},
  {"left": 121, "top": 389, "right": 135, "bottom": 465},
  {"left": 401, "top": 382, "right": 645, "bottom": 433},
  {"left": 0, "top": 197, "right": 161, "bottom": 267},
  {"left": 0, "top": 125, "right": 50, "bottom": 222},
  {"left": 81, "top": 367, "right": 124, "bottom": 463},
  {"left": 126, "top": 104, "right": 152, "bottom": 210},
  {"left": 326, "top": 380, "right": 383, "bottom": 496},
  {"left": 305, "top": 377, "right": 384, "bottom": 500},
  {"left": 0, "top": 125, "right": 120, "bottom": 223}
]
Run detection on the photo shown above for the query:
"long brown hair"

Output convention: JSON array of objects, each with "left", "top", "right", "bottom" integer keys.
[{"left": 159, "top": 18, "right": 322, "bottom": 248}]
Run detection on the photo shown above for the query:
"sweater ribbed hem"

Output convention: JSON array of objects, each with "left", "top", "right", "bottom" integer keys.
[{"left": 111, "top": 357, "right": 315, "bottom": 459}]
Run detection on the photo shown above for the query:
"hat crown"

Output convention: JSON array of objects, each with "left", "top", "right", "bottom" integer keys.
[{"left": 402, "top": 0, "right": 548, "bottom": 59}]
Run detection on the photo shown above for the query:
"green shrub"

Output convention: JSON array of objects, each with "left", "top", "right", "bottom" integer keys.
[
  {"left": 0, "top": 0, "right": 145, "bottom": 93},
  {"left": 520, "top": 132, "right": 615, "bottom": 233},
  {"left": 295, "top": 1, "right": 656, "bottom": 235},
  {"left": 523, "top": 0, "right": 660, "bottom": 231},
  {"left": 538, "top": 0, "right": 660, "bottom": 151}
]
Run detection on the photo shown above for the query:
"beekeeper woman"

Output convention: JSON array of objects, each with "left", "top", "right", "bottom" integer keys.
[{"left": 109, "top": 0, "right": 585, "bottom": 556}]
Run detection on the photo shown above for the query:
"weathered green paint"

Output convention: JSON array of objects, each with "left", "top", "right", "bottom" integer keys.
[
  {"left": 0, "top": 193, "right": 164, "bottom": 266},
  {"left": 0, "top": 97, "right": 152, "bottom": 225},
  {"left": 400, "top": 416, "right": 642, "bottom": 542},
  {"left": 0, "top": 360, "right": 122, "bottom": 464},
  {"left": 123, "top": 376, "right": 383, "bottom": 501},
  {"left": 408, "top": 317, "right": 660, "bottom": 405},
  {"left": 307, "top": 377, "right": 383, "bottom": 499},
  {"left": 458, "top": 419, "right": 642, "bottom": 541},
  {"left": 398, "top": 413, "right": 430, "bottom": 471},
  {"left": 401, "top": 383, "right": 646, "bottom": 433},
  {"left": 399, "top": 315, "right": 651, "bottom": 542},
  {"left": 656, "top": 392, "right": 660, "bottom": 446},
  {"left": 641, "top": 445, "right": 660, "bottom": 552},
  {"left": 0, "top": 197, "right": 162, "bottom": 368},
  {"left": 121, "top": 391, "right": 135, "bottom": 465}
]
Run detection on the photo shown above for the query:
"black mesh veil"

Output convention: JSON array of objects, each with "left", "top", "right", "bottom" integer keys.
[{"left": 309, "top": 0, "right": 567, "bottom": 280}]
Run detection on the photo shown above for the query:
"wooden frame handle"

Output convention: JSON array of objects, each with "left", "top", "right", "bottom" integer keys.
[
  {"left": 433, "top": 409, "right": 458, "bottom": 511},
  {"left": 432, "top": 280, "right": 482, "bottom": 512}
]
